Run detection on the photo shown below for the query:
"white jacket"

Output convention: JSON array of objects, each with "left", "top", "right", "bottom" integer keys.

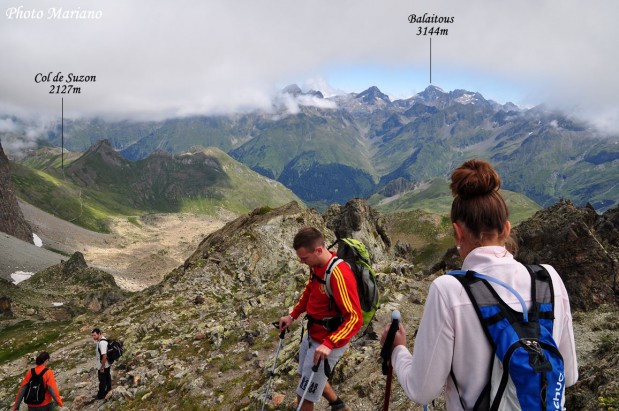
[{"left": 392, "top": 246, "right": 578, "bottom": 410}]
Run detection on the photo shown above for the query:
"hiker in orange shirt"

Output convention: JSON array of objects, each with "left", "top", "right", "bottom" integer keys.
[{"left": 12, "top": 352, "right": 64, "bottom": 411}]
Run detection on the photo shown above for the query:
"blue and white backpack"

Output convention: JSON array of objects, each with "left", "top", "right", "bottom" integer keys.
[{"left": 448, "top": 264, "right": 565, "bottom": 411}]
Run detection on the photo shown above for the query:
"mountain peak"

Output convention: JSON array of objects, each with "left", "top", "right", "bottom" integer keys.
[
  {"left": 72, "top": 139, "right": 130, "bottom": 172},
  {"left": 282, "top": 84, "right": 303, "bottom": 97},
  {"left": 85, "top": 139, "right": 115, "bottom": 155},
  {"left": 417, "top": 85, "right": 446, "bottom": 100},
  {"left": 450, "top": 89, "right": 488, "bottom": 105},
  {"left": 281, "top": 84, "right": 324, "bottom": 99},
  {"left": 356, "top": 86, "right": 391, "bottom": 105}
]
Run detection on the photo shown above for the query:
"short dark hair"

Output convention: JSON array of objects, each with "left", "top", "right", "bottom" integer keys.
[
  {"left": 92, "top": 328, "right": 101, "bottom": 334},
  {"left": 293, "top": 227, "right": 324, "bottom": 251},
  {"left": 35, "top": 352, "right": 50, "bottom": 365}
]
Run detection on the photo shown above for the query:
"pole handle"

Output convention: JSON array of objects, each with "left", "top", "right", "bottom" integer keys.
[
  {"left": 312, "top": 357, "right": 322, "bottom": 372},
  {"left": 272, "top": 321, "right": 288, "bottom": 339},
  {"left": 381, "top": 311, "right": 401, "bottom": 375}
]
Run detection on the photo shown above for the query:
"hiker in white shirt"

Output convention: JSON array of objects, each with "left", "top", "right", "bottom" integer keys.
[
  {"left": 91, "top": 328, "right": 112, "bottom": 399},
  {"left": 381, "top": 159, "right": 578, "bottom": 410}
]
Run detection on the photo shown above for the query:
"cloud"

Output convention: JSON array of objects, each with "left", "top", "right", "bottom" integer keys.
[
  {"left": 0, "top": 116, "right": 58, "bottom": 157},
  {"left": 0, "top": 118, "right": 19, "bottom": 134},
  {"left": 302, "top": 77, "right": 346, "bottom": 98},
  {"left": 1, "top": 0, "right": 618, "bottom": 132}
]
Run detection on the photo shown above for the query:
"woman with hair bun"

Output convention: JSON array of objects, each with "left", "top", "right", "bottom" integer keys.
[{"left": 380, "top": 159, "right": 578, "bottom": 410}]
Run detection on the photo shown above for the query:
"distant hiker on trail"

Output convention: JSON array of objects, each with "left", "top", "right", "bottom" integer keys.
[
  {"left": 380, "top": 159, "right": 578, "bottom": 410},
  {"left": 91, "top": 328, "right": 112, "bottom": 400},
  {"left": 12, "top": 351, "right": 65, "bottom": 411},
  {"left": 279, "top": 227, "right": 362, "bottom": 411}
]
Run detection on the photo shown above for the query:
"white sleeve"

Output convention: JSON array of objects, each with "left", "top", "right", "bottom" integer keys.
[
  {"left": 543, "top": 265, "right": 578, "bottom": 386},
  {"left": 99, "top": 340, "right": 108, "bottom": 355},
  {"left": 392, "top": 282, "right": 454, "bottom": 405}
]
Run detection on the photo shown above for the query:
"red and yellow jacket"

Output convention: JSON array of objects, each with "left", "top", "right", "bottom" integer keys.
[
  {"left": 290, "top": 252, "right": 362, "bottom": 349},
  {"left": 13, "top": 364, "right": 64, "bottom": 409}
]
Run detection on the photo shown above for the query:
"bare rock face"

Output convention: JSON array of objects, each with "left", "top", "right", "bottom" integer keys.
[
  {"left": 514, "top": 200, "right": 619, "bottom": 311},
  {"left": 0, "top": 141, "right": 33, "bottom": 243},
  {"left": 323, "top": 198, "right": 391, "bottom": 262},
  {"left": 596, "top": 204, "right": 619, "bottom": 248}
]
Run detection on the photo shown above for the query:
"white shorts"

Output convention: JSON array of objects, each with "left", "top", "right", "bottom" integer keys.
[{"left": 296, "top": 335, "right": 348, "bottom": 404}]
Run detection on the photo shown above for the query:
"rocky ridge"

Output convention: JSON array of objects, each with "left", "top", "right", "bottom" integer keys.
[{"left": 0, "top": 251, "right": 129, "bottom": 322}]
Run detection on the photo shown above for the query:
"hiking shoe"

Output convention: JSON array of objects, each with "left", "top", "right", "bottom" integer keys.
[{"left": 331, "top": 403, "right": 351, "bottom": 411}]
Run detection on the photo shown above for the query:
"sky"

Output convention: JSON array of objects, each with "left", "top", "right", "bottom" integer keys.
[{"left": 1, "top": 0, "right": 618, "bottom": 135}]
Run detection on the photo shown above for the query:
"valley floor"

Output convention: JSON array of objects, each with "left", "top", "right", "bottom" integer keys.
[{"left": 6, "top": 201, "right": 226, "bottom": 291}]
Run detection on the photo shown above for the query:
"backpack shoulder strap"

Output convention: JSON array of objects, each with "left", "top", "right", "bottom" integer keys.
[
  {"left": 323, "top": 257, "right": 343, "bottom": 299},
  {"left": 523, "top": 264, "right": 555, "bottom": 322},
  {"left": 31, "top": 368, "right": 48, "bottom": 386},
  {"left": 97, "top": 337, "right": 108, "bottom": 355},
  {"left": 448, "top": 269, "right": 530, "bottom": 322},
  {"left": 39, "top": 368, "right": 48, "bottom": 385}
]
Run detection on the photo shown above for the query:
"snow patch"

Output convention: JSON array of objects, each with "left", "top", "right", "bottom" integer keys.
[
  {"left": 455, "top": 93, "right": 475, "bottom": 105},
  {"left": 11, "top": 271, "right": 34, "bottom": 284},
  {"left": 52, "top": 302, "right": 64, "bottom": 307},
  {"left": 33, "top": 233, "right": 43, "bottom": 247}
]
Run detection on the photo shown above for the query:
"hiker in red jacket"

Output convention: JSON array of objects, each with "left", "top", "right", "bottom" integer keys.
[
  {"left": 280, "top": 227, "right": 362, "bottom": 411},
  {"left": 12, "top": 351, "right": 64, "bottom": 411}
]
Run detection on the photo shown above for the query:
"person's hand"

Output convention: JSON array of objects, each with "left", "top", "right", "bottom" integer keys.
[
  {"left": 314, "top": 344, "right": 331, "bottom": 364},
  {"left": 380, "top": 322, "right": 407, "bottom": 348},
  {"left": 279, "top": 314, "right": 293, "bottom": 331}
]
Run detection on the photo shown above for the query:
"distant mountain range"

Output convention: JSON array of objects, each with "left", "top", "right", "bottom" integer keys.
[{"left": 4, "top": 85, "right": 619, "bottom": 212}]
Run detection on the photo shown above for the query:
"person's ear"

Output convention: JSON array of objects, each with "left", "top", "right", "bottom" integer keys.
[
  {"left": 504, "top": 220, "right": 511, "bottom": 238},
  {"left": 453, "top": 222, "right": 464, "bottom": 244}
]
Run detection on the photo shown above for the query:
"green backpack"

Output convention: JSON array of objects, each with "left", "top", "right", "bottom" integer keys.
[{"left": 324, "top": 238, "right": 380, "bottom": 325}]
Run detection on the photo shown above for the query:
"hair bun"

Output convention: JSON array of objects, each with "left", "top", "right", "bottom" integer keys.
[{"left": 450, "top": 159, "right": 501, "bottom": 199}]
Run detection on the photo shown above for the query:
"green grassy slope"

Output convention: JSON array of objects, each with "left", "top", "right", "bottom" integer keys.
[
  {"left": 12, "top": 144, "right": 303, "bottom": 232},
  {"left": 10, "top": 162, "right": 139, "bottom": 232},
  {"left": 369, "top": 178, "right": 541, "bottom": 225}
]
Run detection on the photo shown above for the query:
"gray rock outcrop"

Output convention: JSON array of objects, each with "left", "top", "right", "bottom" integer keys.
[
  {"left": 514, "top": 200, "right": 619, "bottom": 311},
  {"left": 0, "top": 141, "right": 33, "bottom": 243}
]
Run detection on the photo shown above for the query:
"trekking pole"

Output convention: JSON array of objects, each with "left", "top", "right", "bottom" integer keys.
[
  {"left": 296, "top": 357, "right": 322, "bottom": 411},
  {"left": 380, "top": 310, "right": 401, "bottom": 411},
  {"left": 261, "top": 322, "right": 288, "bottom": 411}
]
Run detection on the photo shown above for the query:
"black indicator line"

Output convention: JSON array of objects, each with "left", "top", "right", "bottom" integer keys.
[
  {"left": 430, "top": 38, "right": 432, "bottom": 84},
  {"left": 61, "top": 97, "right": 64, "bottom": 169}
]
